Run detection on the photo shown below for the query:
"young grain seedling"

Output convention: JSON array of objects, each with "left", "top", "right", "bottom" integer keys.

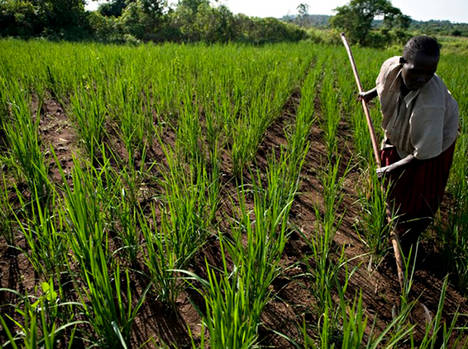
[
  {"left": 0, "top": 280, "right": 83, "bottom": 348},
  {"left": 70, "top": 84, "right": 107, "bottom": 161},
  {"left": 58, "top": 157, "right": 147, "bottom": 347},
  {"left": 2, "top": 81, "right": 51, "bottom": 201},
  {"left": 0, "top": 174, "right": 15, "bottom": 245},
  {"left": 15, "top": 185, "right": 67, "bottom": 279},
  {"left": 301, "top": 159, "right": 355, "bottom": 345},
  {"left": 142, "top": 142, "right": 219, "bottom": 305},
  {"left": 320, "top": 69, "right": 341, "bottom": 159},
  {"left": 355, "top": 164, "right": 392, "bottom": 265}
]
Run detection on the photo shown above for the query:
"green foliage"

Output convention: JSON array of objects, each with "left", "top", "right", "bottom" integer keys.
[
  {"left": 0, "top": 0, "right": 307, "bottom": 44},
  {"left": 88, "top": 11, "right": 121, "bottom": 42},
  {"left": 0, "top": 0, "right": 39, "bottom": 37},
  {"left": 331, "top": 0, "right": 410, "bottom": 46},
  {"left": 169, "top": 2, "right": 306, "bottom": 44},
  {"left": 0, "top": 0, "right": 90, "bottom": 39},
  {"left": 99, "top": 0, "right": 127, "bottom": 17},
  {"left": 170, "top": 1, "right": 230, "bottom": 43},
  {"left": 2, "top": 82, "right": 51, "bottom": 201},
  {"left": 0, "top": 280, "right": 82, "bottom": 348},
  {"left": 283, "top": 14, "right": 331, "bottom": 29},
  {"left": 410, "top": 20, "right": 468, "bottom": 37},
  {"left": 435, "top": 58, "right": 468, "bottom": 293},
  {"left": 118, "top": 0, "right": 166, "bottom": 41}
]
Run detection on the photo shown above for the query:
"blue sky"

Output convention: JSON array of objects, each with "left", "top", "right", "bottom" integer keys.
[{"left": 86, "top": 1, "right": 468, "bottom": 23}]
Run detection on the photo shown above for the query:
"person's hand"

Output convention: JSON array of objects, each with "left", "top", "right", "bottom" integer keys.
[
  {"left": 376, "top": 165, "right": 392, "bottom": 179},
  {"left": 357, "top": 91, "right": 372, "bottom": 104},
  {"left": 376, "top": 154, "right": 414, "bottom": 179},
  {"left": 357, "top": 88, "right": 377, "bottom": 104}
]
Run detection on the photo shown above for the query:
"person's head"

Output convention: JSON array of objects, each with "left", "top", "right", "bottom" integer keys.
[{"left": 400, "top": 36, "right": 440, "bottom": 90}]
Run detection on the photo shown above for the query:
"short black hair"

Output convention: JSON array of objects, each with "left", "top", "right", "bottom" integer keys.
[{"left": 403, "top": 36, "right": 440, "bottom": 61}]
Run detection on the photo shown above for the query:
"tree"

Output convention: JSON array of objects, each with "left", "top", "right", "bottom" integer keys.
[
  {"left": 0, "top": 0, "right": 38, "bottom": 37},
  {"left": 99, "top": 0, "right": 127, "bottom": 17},
  {"left": 0, "top": 0, "right": 90, "bottom": 38},
  {"left": 178, "top": 0, "right": 209, "bottom": 13},
  {"left": 170, "top": 0, "right": 210, "bottom": 41},
  {"left": 119, "top": 0, "right": 167, "bottom": 41},
  {"left": 330, "top": 0, "right": 410, "bottom": 45},
  {"left": 194, "top": 4, "right": 234, "bottom": 43},
  {"left": 297, "top": 3, "right": 309, "bottom": 16},
  {"left": 297, "top": 3, "right": 309, "bottom": 27}
]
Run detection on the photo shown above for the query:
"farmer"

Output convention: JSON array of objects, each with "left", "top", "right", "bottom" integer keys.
[{"left": 358, "top": 36, "right": 459, "bottom": 253}]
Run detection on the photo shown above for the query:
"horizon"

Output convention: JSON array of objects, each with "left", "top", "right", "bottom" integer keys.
[{"left": 86, "top": 0, "right": 468, "bottom": 24}]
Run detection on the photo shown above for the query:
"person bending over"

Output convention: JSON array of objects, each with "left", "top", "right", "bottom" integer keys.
[{"left": 359, "top": 35, "right": 459, "bottom": 253}]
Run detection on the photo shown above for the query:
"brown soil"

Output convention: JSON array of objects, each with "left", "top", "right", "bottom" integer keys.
[
  {"left": 32, "top": 95, "right": 82, "bottom": 183},
  {"left": 0, "top": 86, "right": 466, "bottom": 348}
]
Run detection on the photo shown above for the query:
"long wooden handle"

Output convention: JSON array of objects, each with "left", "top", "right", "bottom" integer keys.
[
  {"left": 340, "top": 33, "right": 381, "bottom": 166},
  {"left": 340, "top": 33, "right": 405, "bottom": 290}
]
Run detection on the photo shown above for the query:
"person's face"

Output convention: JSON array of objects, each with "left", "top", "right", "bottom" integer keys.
[{"left": 401, "top": 53, "right": 439, "bottom": 90}]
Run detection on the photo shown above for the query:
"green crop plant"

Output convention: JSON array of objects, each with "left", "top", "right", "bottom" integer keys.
[
  {"left": 435, "top": 59, "right": 468, "bottom": 293},
  {"left": 0, "top": 280, "right": 83, "bottom": 348},
  {"left": 0, "top": 174, "right": 15, "bottom": 245},
  {"left": 95, "top": 149, "right": 145, "bottom": 264},
  {"left": 417, "top": 277, "right": 466, "bottom": 348},
  {"left": 229, "top": 46, "right": 312, "bottom": 176},
  {"left": 141, "top": 141, "right": 220, "bottom": 305},
  {"left": 108, "top": 173, "right": 142, "bottom": 263},
  {"left": 56, "top": 156, "right": 146, "bottom": 347},
  {"left": 343, "top": 48, "right": 386, "bottom": 164},
  {"left": 140, "top": 204, "right": 185, "bottom": 306},
  {"left": 355, "top": 164, "right": 392, "bottom": 264},
  {"left": 1, "top": 80, "right": 51, "bottom": 202},
  {"left": 320, "top": 62, "right": 342, "bottom": 159},
  {"left": 76, "top": 253, "right": 147, "bottom": 348},
  {"left": 182, "top": 142, "right": 306, "bottom": 347},
  {"left": 106, "top": 75, "right": 150, "bottom": 164},
  {"left": 175, "top": 89, "right": 204, "bottom": 163},
  {"left": 186, "top": 172, "right": 293, "bottom": 347},
  {"left": 15, "top": 186, "right": 67, "bottom": 279},
  {"left": 301, "top": 159, "right": 353, "bottom": 342},
  {"left": 160, "top": 146, "right": 219, "bottom": 258},
  {"left": 59, "top": 159, "right": 107, "bottom": 273},
  {"left": 287, "top": 60, "right": 319, "bottom": 180},
  {"left": 70, "top": 84, "right": 107, "bottom": 161},
  {"left": 301, "top": 291, "right": 367, "bottom": 349}
]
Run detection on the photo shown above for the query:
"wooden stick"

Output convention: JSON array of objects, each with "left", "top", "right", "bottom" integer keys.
[
  {"left": 340, "top": 32, "right": 405, "bottom": 290},
  {"left": 340, "top": 33, "right": 381, "bottom": 166}
]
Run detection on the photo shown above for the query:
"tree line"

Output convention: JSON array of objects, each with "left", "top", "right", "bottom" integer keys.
[
  {"left": 0, "top": 0, "right": 306, "bottom": 44},
  {"left": 286, "top": 1, "right": 468, "bottom": 43},
  {"left": 285, "top": 14, "right": 468, "bottom": 39},
  {"left": 2, "top": 0, "right": 464, "bottom": 46}
]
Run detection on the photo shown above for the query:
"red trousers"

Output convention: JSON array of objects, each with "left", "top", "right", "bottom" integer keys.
[{"left": 381, "top": 141, "right": 456, "bottom": 246}]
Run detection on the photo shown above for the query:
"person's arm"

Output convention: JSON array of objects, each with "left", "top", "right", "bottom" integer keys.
[
  {"left": 376, "top": 154, "right": 415, "bottom": 177},
  {"left": 358, "top": 87, "right": 378, "bottom": 103}
]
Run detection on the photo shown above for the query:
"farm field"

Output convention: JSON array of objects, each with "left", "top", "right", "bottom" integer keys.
[{"left": 0, "top": 39, "right": 467, "bottom": 348}]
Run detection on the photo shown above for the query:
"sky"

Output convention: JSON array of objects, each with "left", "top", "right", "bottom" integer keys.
[{"left": 85, "top": 0, "right": 468, "bottom": 23}]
